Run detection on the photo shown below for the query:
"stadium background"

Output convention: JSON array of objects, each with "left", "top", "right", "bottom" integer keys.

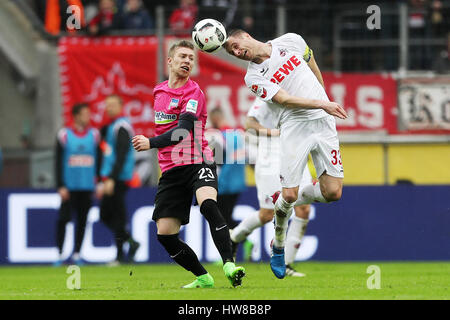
[{"left": 0, "top": 0, "right": 449, "bottom": 266}]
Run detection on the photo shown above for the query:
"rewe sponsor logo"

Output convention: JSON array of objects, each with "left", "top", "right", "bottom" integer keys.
[{"left": 270, "top": 55, "right": 301, "bottom": 85}]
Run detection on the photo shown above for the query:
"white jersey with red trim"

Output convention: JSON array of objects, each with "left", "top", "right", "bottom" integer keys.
[{"left": 244, "top": 33, "right": 329, "bottom": 127}]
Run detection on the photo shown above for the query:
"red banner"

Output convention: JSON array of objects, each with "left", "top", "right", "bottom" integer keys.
[
  {"left": 58, "top": 36, "right": 398, "bottom": 135},
  {"left": 58, "top": 36, "right": 158, "bottom": 137},
  {"left": 323, "top": 73, "right": 398, "bottom": 134}
]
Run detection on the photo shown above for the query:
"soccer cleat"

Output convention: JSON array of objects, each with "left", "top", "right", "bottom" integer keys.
[
  {"left": 286, "top": 264, "right": 306, "bottom": 277},
  {"left": 182, "top": 273, "right": 215, "bottom": 288},
  {"left": 271, "top": 191, "right": 281, "bottom": 204},
  {"left": 223, "top": 262, "right": 246, "bottom": 287},
  {"left": 127, "top": 239, "right": 140, "bottom": 262},
  {"left": 270, "top": 244, "right": 286, "bottom": 279},
  {"left": 242, "top": 239, "right": 254, "bottom": 262}
]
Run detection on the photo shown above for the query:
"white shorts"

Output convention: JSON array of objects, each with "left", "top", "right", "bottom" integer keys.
[
  {"left": 254, "top": 136, "right": 312, "bottom": 209},
  {"left": 279, "top": 115, "right": 344, "bottom": 188}
]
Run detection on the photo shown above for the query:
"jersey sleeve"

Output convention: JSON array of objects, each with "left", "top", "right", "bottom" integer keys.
[
  {"left": 181, "top": 87, "right": 205, "bottom": 119},
  {"left": 247, "top": 98, "right": 266, "bottom": 122},
  {"left": 245, "top": 72, "right": 281, "bottom": 102},
  {"left": 283, "top": 33, "right": 312, "bottom": 63}
]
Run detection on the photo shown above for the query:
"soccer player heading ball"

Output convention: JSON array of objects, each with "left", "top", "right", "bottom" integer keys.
[
  {"left": 132, "top": 40, "right": 245, "bottom": 288},
  {"left": 224, "top": 30, "right": 347, "bottom": 279}
]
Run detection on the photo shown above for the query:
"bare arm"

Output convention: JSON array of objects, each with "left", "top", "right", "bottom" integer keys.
[
  {"left": 245, "top": 116, "right": 279, "bottom": 136},
  {"left": 272, "top": 88, "right": 348, "bottom": 119},
  {"left": 307, "top": 53, "right": 325, "bottom": 89}
]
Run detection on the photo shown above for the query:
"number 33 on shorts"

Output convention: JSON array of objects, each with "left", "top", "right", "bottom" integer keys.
[{"left": 331, "top": 149, "right": 342, "bottom": 166}]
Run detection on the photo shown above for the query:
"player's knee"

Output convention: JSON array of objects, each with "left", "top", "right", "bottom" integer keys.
[
  {"left": 282, "top": 190, "right": 298, "bottom": 203},
  {"left": 323, "top": 186, "right": 342, "bottom": 202}
]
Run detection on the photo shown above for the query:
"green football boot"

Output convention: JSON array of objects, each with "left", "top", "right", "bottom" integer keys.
[
  {"left": 182, "top": 273, "right": 215, "bottom": 288},
  {"left": 223, "top": 262, "right": 246, "bottom": 287}
]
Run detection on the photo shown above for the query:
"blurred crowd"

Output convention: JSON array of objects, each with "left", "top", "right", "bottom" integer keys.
[{"left": 25, "top": 0, "right": 450, "bottom": 72}]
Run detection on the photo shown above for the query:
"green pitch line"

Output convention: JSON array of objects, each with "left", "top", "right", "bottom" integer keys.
[{"left": 0, "top": 262, "right": 448, "bottom": 300}]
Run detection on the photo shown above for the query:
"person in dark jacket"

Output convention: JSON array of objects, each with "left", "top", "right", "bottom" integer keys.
[{"left": 98, "top": 94, "right": 140, "bottom": 265}]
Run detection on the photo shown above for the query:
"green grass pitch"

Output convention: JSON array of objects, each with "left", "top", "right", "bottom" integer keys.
[{"left": 0, "top": 262, "right": 448, "bottom": 300}]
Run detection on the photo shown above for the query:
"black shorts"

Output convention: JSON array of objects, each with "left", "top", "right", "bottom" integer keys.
[{"left": 152, "top": 163, "right": 218, "bottom": 225}]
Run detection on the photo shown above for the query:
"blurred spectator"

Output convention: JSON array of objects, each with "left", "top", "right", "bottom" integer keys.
[
  {"left": 88, "top": 0, "right": 123, "bottom": 35},
  {"left": 121, "top": 0, "right": 154, "bottom": 30},
  {"left": 54, "top": 103, "right": 100, "bottom": 266},
  {"left": 408, "top": 0, "right": 431, "bottom": 69},
  {"left": 168, "top": 0, "right": 198, "bottom": 34},
  {"left": 97, "top": 94, "right": 139, "bottom": 265},
  {"left": 44, "top": 0, "right": 86, "bottom": 35},
  {"left": 209, "top": 108, "right": 246, "bottom": 230},
  {"left": 199, "top": 0, "right": 238, "bottom": 28}
]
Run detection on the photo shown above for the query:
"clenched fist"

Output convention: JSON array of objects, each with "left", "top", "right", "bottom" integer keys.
[{"left": 132, "top": 135, "right": 150, "bottom": 151}]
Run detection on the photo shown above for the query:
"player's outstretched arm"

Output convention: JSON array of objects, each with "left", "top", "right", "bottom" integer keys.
[{"left": 272, "top": 88, "right": 348, "bottom": 120}]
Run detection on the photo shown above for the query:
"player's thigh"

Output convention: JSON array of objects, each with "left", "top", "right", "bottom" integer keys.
[
  {"left": 310, "top": 116, "right": 344, "bottom": 180},
  {"left": 156, "top": 217, "right": 182, "bottom": 235},
  {"left": 279, "top": 122, "right": 314, "bottom": 189}
]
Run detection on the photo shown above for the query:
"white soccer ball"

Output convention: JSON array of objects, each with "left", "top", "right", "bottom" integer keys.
[{"left": 192, "top": 19, "right": 227, "bottom": 53}]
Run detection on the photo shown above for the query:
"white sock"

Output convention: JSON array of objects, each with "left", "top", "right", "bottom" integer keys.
[
  {"left": 295, "top": 182, "right": 327, "bottom": 206},
  {"left": 231, "top": 210, "right": 263, "bottom": 243},
  {"left": 273, "top": 194, "right": 295, "bottom": 249},
  {"left": 285, "top": 216, "right": 309, "bottom": 265}
]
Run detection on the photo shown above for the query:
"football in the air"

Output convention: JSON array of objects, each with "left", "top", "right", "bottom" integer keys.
[{"left": 192, "top": 19, "right": 227, "bottom": 53}]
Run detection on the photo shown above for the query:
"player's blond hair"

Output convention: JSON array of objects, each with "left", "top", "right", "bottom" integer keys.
[{"left": 168, "top": 40, "right": 195, "bottom": 58}]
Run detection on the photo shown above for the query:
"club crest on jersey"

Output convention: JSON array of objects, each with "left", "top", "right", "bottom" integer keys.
[
  {"left": 251, "top": 85, "right": 267, "bottom": 99},
  {"left": 279, "top": 48, "right": 288, "bottom": 57},
  {"left": 168, "top": 98, "right": 179, "bottom": 110},
  {"left": 155, "top": 111, "right": 177, "bottom": 124}
]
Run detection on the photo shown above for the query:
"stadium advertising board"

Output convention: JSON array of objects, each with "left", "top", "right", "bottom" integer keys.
[
  {"left": 398, "top": 78, "right": 450, "bottom": 134},
  {"left": 0, "top": 186, "right": 449, "bottom": 264}
]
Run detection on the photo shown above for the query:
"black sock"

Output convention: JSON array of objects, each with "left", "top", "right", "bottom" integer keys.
[
  {"left": 200, "top": 199, "right": 234, "bottom": 264},
  {"left": 157, "top": 234, "right": 207, "bottom": 277}
]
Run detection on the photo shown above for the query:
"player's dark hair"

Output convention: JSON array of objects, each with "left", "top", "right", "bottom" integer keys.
[
  {"left": 168, "top": 40, "right": 195, "bottom": 57},
  {"left": 227, "top": 29, "right": 246, "bottom": 39},
  {"left": 71, "top": 103, "right": 89, "bottom": 116},
  {"left": 223, "top": 29, "right": 247, "bottom": 52}
]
